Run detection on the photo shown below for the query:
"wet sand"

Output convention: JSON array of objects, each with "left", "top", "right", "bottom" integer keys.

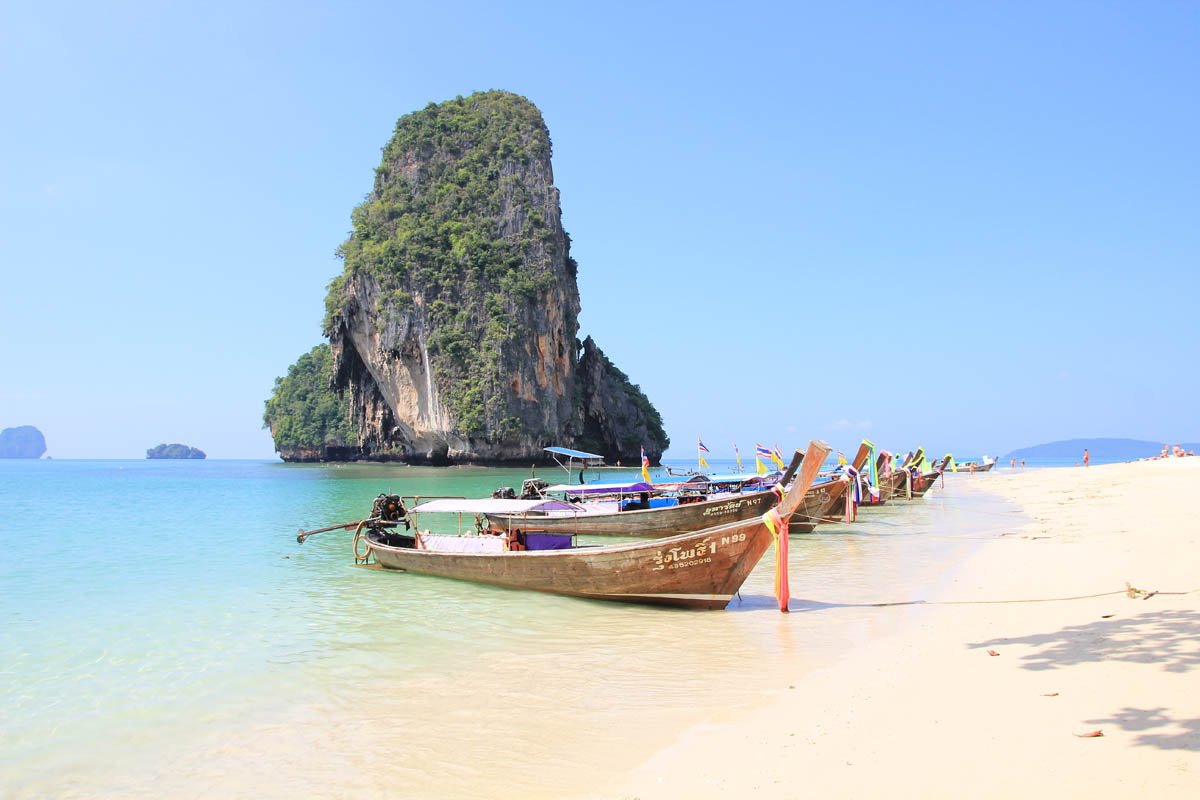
[{"left": 622, "top": 458, "right": 1200, "bottom": 797}]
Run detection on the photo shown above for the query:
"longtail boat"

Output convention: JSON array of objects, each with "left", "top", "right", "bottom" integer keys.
[
  {"left": 481, "top": 454, "right": 803, "bottom": 538},
  {"left": 788, "top": 478, "right": 846, "bottom": 530},
  {"left": 950, "top": 457, "right": 996, "bottom": 473},
  {"left": 355, "top": 440, "right": 832, "bottom": 609},
  {"left": 911, "top": 470, "right": 940, "bottom": 496},
  {"left": 866, "top": 449, "right": 915, "bottom": 502},
  {"left": 819, "top": 441, "right": 876, "bottom": 521}
]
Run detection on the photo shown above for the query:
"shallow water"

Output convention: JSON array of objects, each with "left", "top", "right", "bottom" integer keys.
[{"left": 0, "top": 461, "right": 1020, "bottom": 798}]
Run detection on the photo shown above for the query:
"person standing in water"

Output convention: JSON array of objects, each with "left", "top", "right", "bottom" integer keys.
[{"left": 1084, "top": 449, "right": 1090, "bottom": 468}]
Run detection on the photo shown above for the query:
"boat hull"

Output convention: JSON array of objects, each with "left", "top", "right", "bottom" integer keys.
[
  {"left": 366, "top": 518, "right": 773, "bottom": 610},
  {"left": 912, "top": 471, "right": 939, "bottom": 497},
  {"left": 796, "top": 479, "right": 846, "bottom": 526}
]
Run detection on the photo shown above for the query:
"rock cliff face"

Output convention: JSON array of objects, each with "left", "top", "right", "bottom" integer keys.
[{"left": 322, "top": 91, "right": 667, "bottom": 464}]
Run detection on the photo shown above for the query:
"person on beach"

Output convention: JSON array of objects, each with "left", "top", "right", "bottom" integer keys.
[
  {"left": 1084, "top": 449, "right": 1090, "bottom": 467},
  {"left": 1021, "top": 459, "right": 1025, "bottom": 469},
  {"left": 1011, "top": 458, "right": 1016, "bottom": 469}
]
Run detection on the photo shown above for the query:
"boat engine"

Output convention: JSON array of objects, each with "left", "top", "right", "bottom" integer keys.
[
  {"left": 491, "top": 486, "right": 517, "bottom": 499},
  {"left": 372, "top": 493, "right": 409, "bottom": 529},
  {"left": 520, "top": 478, "right": 548, "bottom": 499}
]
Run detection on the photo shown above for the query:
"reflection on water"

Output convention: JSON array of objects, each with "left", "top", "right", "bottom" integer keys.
[{"left": 0, "top": 463, "right": 1018, "bottom": 798}]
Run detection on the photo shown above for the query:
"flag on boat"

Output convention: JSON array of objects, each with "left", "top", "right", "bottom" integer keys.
[
  {"left": 698, "top": 438, "right": 709, "bottom": 453},
  {"left": 756, "top": 455, "right": 768, "bottom": 476},
  {"left": 755, "top": 443, "right": 771, "bottom": 459},
  {"left": 837, "top": 450, "right": 847, "bottom": 465},
  {"left": 771, "top": 444, "right": 786, "bottom": 470},
  {"left": 733, "top": 442, "right": 742, "bottom": 472},
  {"left": 698, "top": 438, "right": 709, "bottom": 469},
  {"left": 641, "top": 446, "right": 651, "bottom": 482}
]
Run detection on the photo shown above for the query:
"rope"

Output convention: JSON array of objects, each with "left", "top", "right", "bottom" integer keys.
[
  {"left": 858, "top": 585, "right": 1199, "bottom": 608},
  {"left": 351, "top": 520, "right": 370, "bottom": 563}
]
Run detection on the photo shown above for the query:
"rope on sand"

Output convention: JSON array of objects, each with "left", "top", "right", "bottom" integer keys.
[{"left": 863, "top": 584, "right": 1199, "bottom": 608}]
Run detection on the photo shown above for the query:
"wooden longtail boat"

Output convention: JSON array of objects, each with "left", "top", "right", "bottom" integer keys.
[
  {"left": 820, "top": 441, "right": 875, "bottom": 521},
  {"left": 361, "top": 440, "right": 832, "bottom": 609},
  {"left": 788, "top": 479, "right": 845, "bottom": 530},
  {"left": 950, "top": 458, "right": 996, "bottom": 473},
  {"left": 911, "top": 471, "right": 940, "bottom": 497},
  {"left": 482, "top": 453, "right": 803, "bottom": 538},
  {"left": 851, "top": 448, "right": 906, "bottom": 505}
]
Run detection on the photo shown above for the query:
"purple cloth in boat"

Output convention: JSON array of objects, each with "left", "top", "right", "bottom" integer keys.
[{"left": 524, "top": 533, "right": 574, "bottom": 551}]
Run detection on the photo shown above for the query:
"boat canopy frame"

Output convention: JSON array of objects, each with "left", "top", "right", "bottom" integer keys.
[{"left": 544, "top": 446, "right": 604, "bottom": 483}]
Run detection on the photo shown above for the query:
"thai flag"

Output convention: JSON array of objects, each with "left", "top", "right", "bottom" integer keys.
[
  {"left": 773, "top": 444, "right": 785, "bottom": 463},
  {"left": 755, "top": 444, "right": 772, "bottom": 459},
  {"left": 698, "top": 438, "right": 709, "bottom": 453}
]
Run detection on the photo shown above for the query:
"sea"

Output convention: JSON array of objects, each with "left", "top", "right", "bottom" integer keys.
[{"left": 0, "top": 457, "right": 1026, "bottom": 798}]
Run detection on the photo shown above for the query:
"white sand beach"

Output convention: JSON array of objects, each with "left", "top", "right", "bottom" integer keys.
[{"left": 622, "top": 458, "right": 1200, "bottom": 798}]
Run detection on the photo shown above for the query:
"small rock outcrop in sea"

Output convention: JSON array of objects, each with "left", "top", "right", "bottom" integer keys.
[
  {"left": 0, "top": 425, "right": 47, "bottom": 458},
  {"left": 269, "top": 90, "right": 668, "bottom": 465},
  {"left": 146, "top": 443, "right": 206, "bottom": 459}
]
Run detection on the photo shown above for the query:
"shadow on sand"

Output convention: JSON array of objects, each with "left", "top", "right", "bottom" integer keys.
[
  {"left": 970, "top": 609, "right": 1200, "bottom": 673},
  {"left": 1082, "top": 707, "right": 1200, "bottom": 751},
  {"left": 971, "top": 609, "right": 1200, "bottom": 751}
]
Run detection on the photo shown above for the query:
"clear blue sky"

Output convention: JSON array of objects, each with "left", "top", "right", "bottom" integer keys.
[{"left": 2, "top": 0, "right": 1197, "bottom": 459}]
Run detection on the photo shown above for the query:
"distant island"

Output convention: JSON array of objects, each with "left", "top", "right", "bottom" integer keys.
[
  {"left": 1, "top": 425, "right": 47, "bottom": 458},
  {"left": 1004, "top": 437, "right": 1200, "bottom": 462},
  {"left": 146, "top": 443, "right": 206, "bottom": 459}
]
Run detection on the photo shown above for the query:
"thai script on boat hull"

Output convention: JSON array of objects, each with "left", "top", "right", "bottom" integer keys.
[
  {"left": 651, "top": 532, "right": 747, "bottom": 571},
  {"left": 702, "top": 497, "right": 764, "bottom": 518}
]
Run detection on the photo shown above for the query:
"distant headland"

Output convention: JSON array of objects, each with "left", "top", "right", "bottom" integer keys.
[
  {"left": 0, "top": 425, "right": 47, "bottom": 458},
  {"left": 146, "top": 443, "right": 206, "bottom": 459},
  {"left": 1004, "top": 437, "right": 1200, "bottom": 462}
]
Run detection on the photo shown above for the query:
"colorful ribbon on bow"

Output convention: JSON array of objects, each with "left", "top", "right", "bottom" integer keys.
[
  {"left": 762, "top": 507, "right": 790, "bottom": 612},
  {"left": 864, "top": 439, "right": 879, "bottom": 493},
  {"left": 846, "top": 465, "right": 861, "bottom": 522}
]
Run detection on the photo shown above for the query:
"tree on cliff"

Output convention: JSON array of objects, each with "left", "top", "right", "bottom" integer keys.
[{"left": 262, "top": 344, "right": 358, "bottom": 458}]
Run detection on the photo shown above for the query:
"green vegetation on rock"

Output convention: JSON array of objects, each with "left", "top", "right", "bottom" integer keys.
[
  {"left": 326, "top": 91, "right": 573, "bottom": 435},
  {"left": 146, "top": 443, "right": 206, "bottom": 459},
  {"left": 262, "top": 344, "right": 357, "bottom": 454}
]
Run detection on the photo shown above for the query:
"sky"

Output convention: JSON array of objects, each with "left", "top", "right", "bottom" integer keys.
[{"left": 2, "top": 0, "right": 1197, "bottom": 459}]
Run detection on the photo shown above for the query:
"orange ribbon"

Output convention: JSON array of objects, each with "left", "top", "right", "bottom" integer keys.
[{"left": 762, "top": 508, "right": 790, "bottom": 612}]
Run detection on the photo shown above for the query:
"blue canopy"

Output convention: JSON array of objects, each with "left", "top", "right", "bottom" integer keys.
[{"left": 544, "top": 446, "right": 604, "bottom": 460}]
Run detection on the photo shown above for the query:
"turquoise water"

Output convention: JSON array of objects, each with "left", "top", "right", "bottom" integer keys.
[{"left": 1, "top": 460, "right": 1020, "bottom": 798}]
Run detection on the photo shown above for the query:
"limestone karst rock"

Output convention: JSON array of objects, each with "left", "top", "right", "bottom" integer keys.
[{"left": 310, "top": 90, "right": 667, "bottom": 464}]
